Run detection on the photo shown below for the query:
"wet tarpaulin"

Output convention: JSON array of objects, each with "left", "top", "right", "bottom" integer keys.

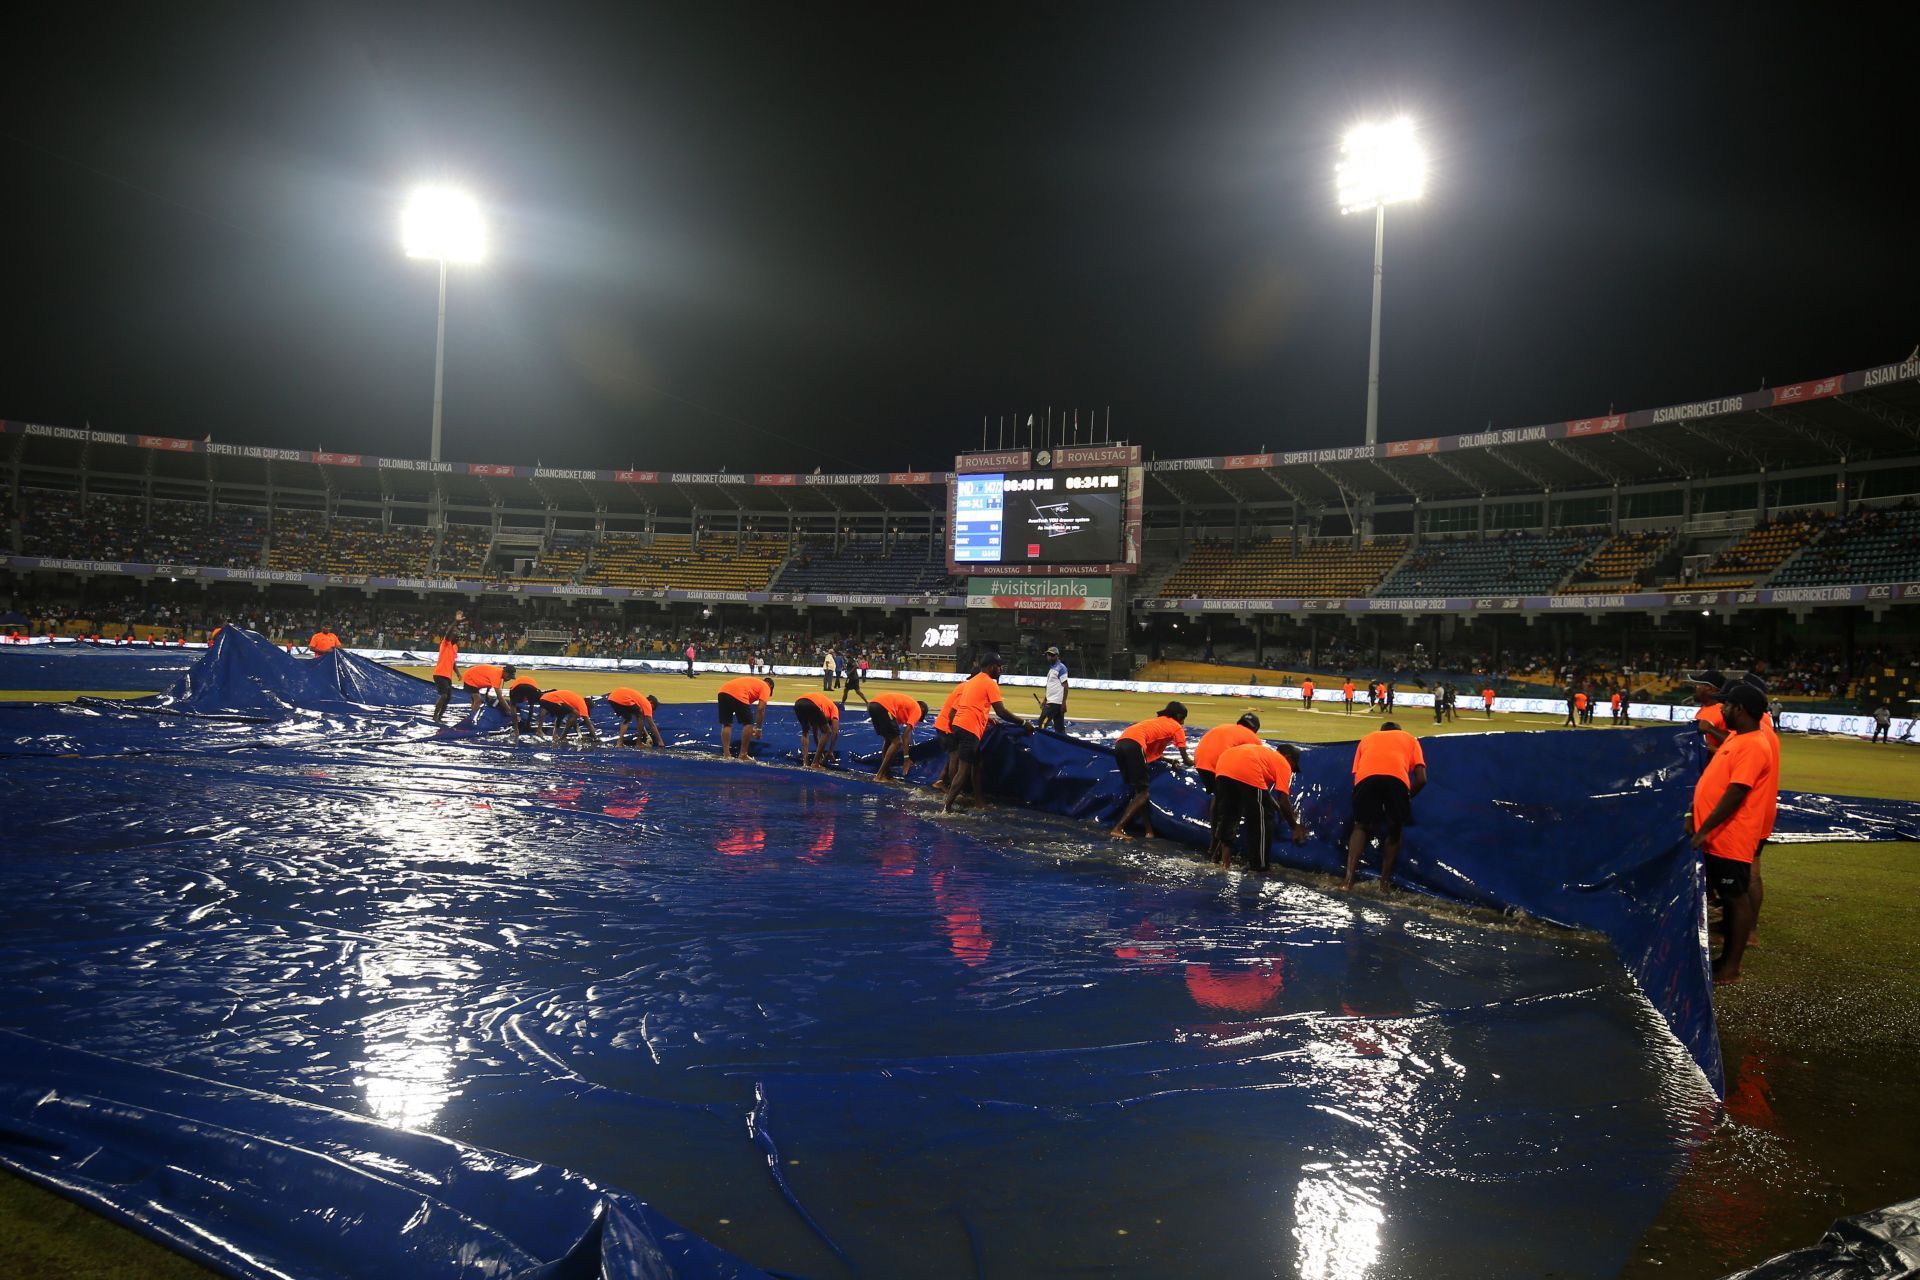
[
  {"left": 0, "top": 629, "right": 1730, "bottom": 1277},
  {"left": 1721, "top": 1195, "right": 1920, "bottom": 1278}
]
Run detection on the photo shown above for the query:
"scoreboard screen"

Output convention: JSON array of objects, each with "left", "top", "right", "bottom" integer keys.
[{"left": 953, "top": 468, "right": 1125, "bottom": 566}]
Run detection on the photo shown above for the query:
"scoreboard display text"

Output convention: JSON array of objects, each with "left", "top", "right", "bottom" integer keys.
[{"left": 952, "top": 468, "right": 1125, "bottom": 566}]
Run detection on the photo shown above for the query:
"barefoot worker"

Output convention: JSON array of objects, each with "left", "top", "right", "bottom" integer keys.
[
  {"left": 1108, "top": 703, "right": 1193, "bottom": 840},
  {"left": 1210, "top": 741, "right": 1306, "bottom": 870},
  {"left": 1688, "top": 682, "right": 1776, "bottom": 985},
  {"left": 1343, "top": 721, "right": 1427, "bottom": 892},
  {"left": 605, "top": 688, "right": 663, "bottom": 748},
  {"left": 716, "top": 675, "right": 776, "bottom": 760},
  {"left": 943, "top": 654, "right": 1030, "bottom": 814},
  {"left": 1192, "top": 713, "right": 1261, "bottom": 801},
  {"left": 869, "top": 690, "right": 929, "bottom": 782},
  {"left": 793, "top": 691, "right": 841, "bottom": 767},
  {"left": 538, "top": 689, "right": 599, "bottom": 747},
  {"left": 462, "top": 662, "right": 518, "bottom": 717}
]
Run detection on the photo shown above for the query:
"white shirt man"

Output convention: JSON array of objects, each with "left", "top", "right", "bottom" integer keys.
[{"left": 1041, "top": 647, "right": 1069, "bottom": 733}]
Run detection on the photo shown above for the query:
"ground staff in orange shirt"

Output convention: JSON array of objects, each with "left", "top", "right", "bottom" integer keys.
[
  {"left": 1481, "top": 686, "right": 1496, "bottom": 718},
  {"left": 605, "top": 688, "right": 663, "bottom": 748},
  {"left": 1210, "top": 741, "right": 1306, "bottom": 870},
  {"left": 430, "top": 611, "right": 464, "bottom": 723},
  {"left": 716, "top": 676, "right": 776, "bottom": 760},
  {"left": 505, "top": 676, "right": 543, "bottom": 740},
  {"left": 1192, "top": 713, "right": 1261, "bottom": 797},
  {"left": 1688, "top": 683, "right": 1775, "bottom": 985},
  {"left": 462, "top": 663, "right": 518, "bottom": 715},
  {"left": 538, "top": 689, "right": 599, "bottom": 746},
  {"left": 309, "top": 630, "right": 341, "bottom": 654},
  {"left": 943, "top": 654, "right": 1030, "bottom": 814},
  {"left": 1344, "top": 722, "right": 1427, "bottom": 892},
  {"left": 793, "top": 692, "right": 841, "bottom": 767},
  {"left": 1301, "top": 679, "right": 1315, "bottom": 710},
  {"left": 1687, "top": 669, "right": 1730, "bottom": 753},
  {"left": 1342, "top": 679, "right": 1355, "bottom": 713},
  {"left": 1109, "top": 702, "right": 1192, "bottom": 840},
  {"left": 930, "top": 677, "right": 969, "bottom": 794},
  {"left": 869, "top": 691, "right": 930, "bottom": 783}
]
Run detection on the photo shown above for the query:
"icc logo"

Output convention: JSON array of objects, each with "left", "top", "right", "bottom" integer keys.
[{"left": 923, "top": 623, "right": 960, "bottom": 649}]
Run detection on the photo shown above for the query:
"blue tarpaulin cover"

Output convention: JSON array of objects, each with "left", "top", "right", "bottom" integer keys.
[{"left": 0, "top": 629, "right": 1870, "bottom": 1277}]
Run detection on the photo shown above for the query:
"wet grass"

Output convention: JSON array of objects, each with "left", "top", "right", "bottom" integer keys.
[{"left": 0, "top": 1171, "right": 214, "bottom": 1279}]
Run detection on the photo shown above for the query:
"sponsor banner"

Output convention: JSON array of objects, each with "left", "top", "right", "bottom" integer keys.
[
  {"left": 887, "top": 471, "right": 933, "bottom": 485},
  {"left": 1770, "top": 376, "right": 1845, "bottom": 407},
  {"left": 1052, "top": 444, "right": 1141, "bottom": 467},
  {"left": 469, "top": 463, "right": 519, "bottom": 478},
  {"left": 534, "top": 467, "right": 600, "bottom": 481},
  {"left": 965, "top": 576, "right": 1113, "bottom": 611},
  {"left": 1858, "top": 358, "right": 1920, "bottom": 391},
  {"left": 1278, "top": 444, "right": 1377, "bottom": 466},
  {"left": 377, "top": 457, "right": 455, "bottom": 473},
  {"left": 954, "top": 450, "right": 1031, "bottom": 474},
  {"left": 1384, "top": 438, "right": 1441, "bottom": 458},
  {"left": 1645, "top": 394, "right": 1749, "bottom": 427},
  {"left": 1454, "top": 425, "right": 1553, "bottom": 450},
  {"left": 614, "top": 470, "right": 659, "bottom": 483},
  {"left": 313, "top": 452, "right": 364, "bottom": 467},
  {"left": 139, "top": 434, "right": 199, "bottom": 453},
  {"left": 753, "top": 473, "right": 798, "bottom": 486},
  {"left": 1565, "top": 415, "right": 1629, "bottom": 437},
  {"left": 1151, "top": 457, "right": 1219, "bottom": 472},
  {"left": 670, "top": 590, "right": 755, "bottom": 603},
  {"left": 802, "top": 472, "right": 890, "bottom": 486},
  {"left": 909, "top": 615, "right": 968, "bottom": 656},
  {"left": 22, "top": 424, "right": 131, "bottom": 446},
  {"left": 1224, "top": 453, "right": 1274, "bottom": 470},
  {"left": 668, "top": 472, "right": 730, "bottom": 485},
  {"left": 1768, "top": 585, "right": 1860, "bottom": 604}
]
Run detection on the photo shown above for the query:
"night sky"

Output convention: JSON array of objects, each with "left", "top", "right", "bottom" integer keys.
[{"left": 2, "top": 2, "right": 1914, "bottom": 473}]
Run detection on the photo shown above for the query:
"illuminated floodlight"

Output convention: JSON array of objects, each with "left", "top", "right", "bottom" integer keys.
[
  {"left": 401, "top": 186, "right": 486, "bottom": 263},
  {"left": 1336, "top": 118, "right": 1426, "bottom": 215}
]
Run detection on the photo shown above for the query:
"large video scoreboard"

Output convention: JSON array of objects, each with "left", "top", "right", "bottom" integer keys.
[{"left": 947, "top": 445, "right": 1143, "bottom": 575}]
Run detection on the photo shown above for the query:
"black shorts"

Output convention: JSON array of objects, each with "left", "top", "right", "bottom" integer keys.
[
  {"left": 869, "top": 705, "right": 899, "bottom": 741},
  {"left": 611, "top": 703, "right": 640, "bottom": 721},
  {"left": 1212, "top": 777, "right": 1269, "bottom": 863},
  {"left": 1703, "top": 853, "right": 1752, "bottom": 903},
  {"left": 717, "top": 693, "right": 754, "bottom": 726},
  {"left": 1196, "top": 768, "right": 1216, "bottom": 795},
  {"left": 932, "top": 728, "right": 953, "bottom": 753},
  {"left": 1116, "top": 738, "right": 1150, "bottom": 793},
  {"left": 846, "top": 670, "right": 863, "bottom": 689},
  {"left": 434, "top": 674, "right": 453, "bottom": 694},
  {"left": 949, "top": 726, "right": 982, "bottom": 763},
  {"left": 794, "top": 701, "right": 829, "bottom": 731},
  {"left": 1352, "top": 775, "right": 1412, "bottom": 834}
]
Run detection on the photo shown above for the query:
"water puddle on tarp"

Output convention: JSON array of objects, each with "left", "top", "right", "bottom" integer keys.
[{"left": 0, "top": 724, "right": 1715, "bottom": 1278}]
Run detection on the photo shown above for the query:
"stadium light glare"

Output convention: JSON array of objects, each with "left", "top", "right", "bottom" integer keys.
[
  {"left": 401, "top": 186, "right": 486, "bottom": 264},
  {"left": 399, "top": 185, "right": 486, "bottom": 479},
  {"left": 1336, "top": 117, "right": 1426, "bottom": 215},
  {"left": 1337, "top": 116, "right": 1427, "bottom": 463}
]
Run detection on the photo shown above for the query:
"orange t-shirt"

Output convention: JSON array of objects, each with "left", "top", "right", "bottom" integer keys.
[
  {"left": 870, "top": 691, "right": 923, "bottom": 727},
  {"left": 463, "top": 664, "right": 506, "bottom": 689},
  {"left": 507, "top": 677, "right": 540, "bottom": 695},
  {"left": 951, "top": 673, "right": 1004, "bottom": 737},
  {"left": 1352, "top": 729, "right": 1425, "bottom": 786},
  {"left": 1696, "top": 703, "right": 1728, "bottom": 753},
  {"left": 1342, "top": 681, "right": 1355, "bottom": 699},
  {"left": 1374, "top": 683, "right": 1386, "bottom": 699},
  {"left": 1302, "top": 681, "right": 1315, "bottom": 697},
  {"left": 540, "top": 690, "right": 589, "bottom": 718},
  {"left": 719, "top": 677, "right": 772, "bottom": 706},
  {"left": 1574, "top": 693, "right": 1589, "bottom": 710},
  {"left": 433, "top": 637, "right": 458, "bottom": 679},
  {"left": 309, "top": 631, "right": 338, "bottom": 653},
  {"left": 933, "top": 682, "right": 965, "bottom": 733},
  {"left": 1692, "top": 728, "right": 1777, "bottom": 863},
  {"left": 794, "top": 692, "right": 841, "bottom": 722},
  {"left": 1215, "top": 741, "right": 1293, "bottom": 793},
  {"left": 1193, "top": 723, "right": 1260, "bottom": 773},
  {"left": 608, "top": 687, "right": 653, "bottom": 715},
  {"left": 1610, "top": 693, "right": 1622, "bottom": 708},
  {"left": 1481, "top": 688, "right": 1495, "bottom": 704},
  {"left": 1118, "top": 716, "right": 1189, "bottom": 764}
]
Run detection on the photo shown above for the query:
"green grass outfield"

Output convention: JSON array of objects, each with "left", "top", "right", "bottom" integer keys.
[{"left": 3, "top": 669, "right": 1916, "bottom": 1276}]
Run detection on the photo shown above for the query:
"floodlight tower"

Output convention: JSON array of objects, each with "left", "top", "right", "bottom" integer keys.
[
  {"left": 400, "top": 186, "right": 486, "bottom": 465},
  {"left": 1336, "top": 118, "right": 1426, "bottom": 449}
]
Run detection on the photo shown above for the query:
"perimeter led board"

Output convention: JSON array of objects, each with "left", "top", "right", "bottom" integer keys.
[{"left": 953, "top": 468, "right": 1125, "bottom": 566}]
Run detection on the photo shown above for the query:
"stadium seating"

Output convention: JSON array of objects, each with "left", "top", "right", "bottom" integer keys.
[
  {"left": 435, "top": 523, "right": 497, "bottom": 578},
  {"left": 19, "top": 489, "right": 266, "bottom": 569},
  {"left": 1374, "top": 532, "right": 1601, "bottom": 597},
  {"left": 771, "top": 538, "right": 953, "bottom": 594},
  {"left": 1657, "top": 514, "right": 1825, "bottom": 590},
  {"left": 519, "top": 533, "right": 593, "bottom": 585},
  {"left": 587, "top": 532, "right": 787, "bottom": 591},
  {"left": 1771, "top": 505, "right": 1920, "bottom": 586},
  {"left": 1562, "top": 530, "right": 1675, "bottom": 593},
  {"left": 264, "top": 512, "right": 435, "bottom": 577},
  {"left": 1158, "top": 538, "right": 1408, "bottom": 599}
]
